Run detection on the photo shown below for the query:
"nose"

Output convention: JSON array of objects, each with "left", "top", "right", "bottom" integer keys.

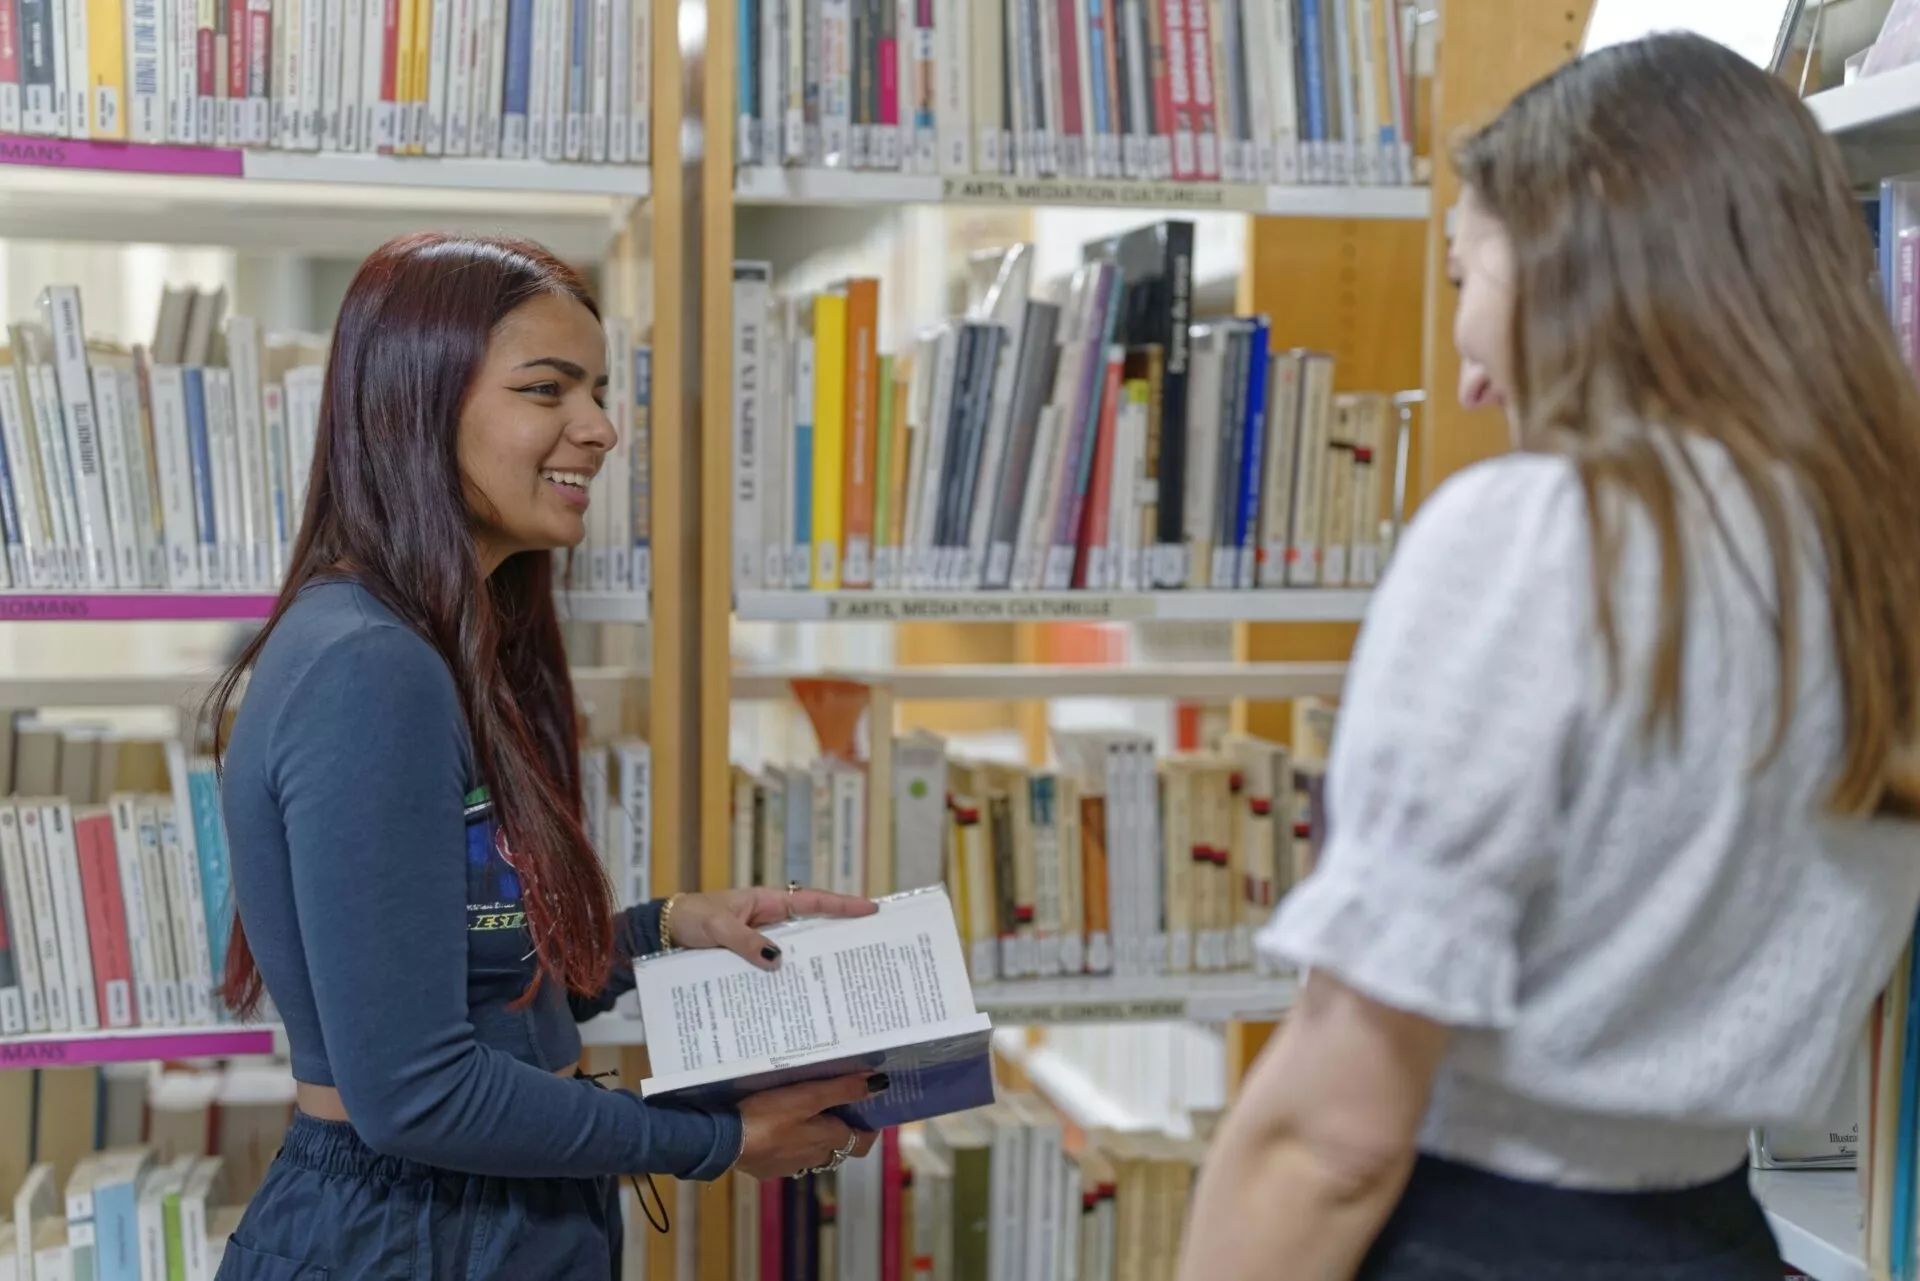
[{"left": 573, "top": 396, "right": 617, "bottom": 454}]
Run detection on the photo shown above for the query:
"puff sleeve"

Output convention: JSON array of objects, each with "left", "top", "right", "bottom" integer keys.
[{"left": 1255, "top": 454, "right": 1592, "bottom": 1029}]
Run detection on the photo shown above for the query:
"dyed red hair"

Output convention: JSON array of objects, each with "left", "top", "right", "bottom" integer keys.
[{"left": 211, "top": 232, "right": 615, "bottom": 1016}]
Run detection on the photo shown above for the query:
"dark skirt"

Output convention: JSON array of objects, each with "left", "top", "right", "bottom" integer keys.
[
  {"left": 1357, "top": 1153, "right": 1785, "bottom": 1280},
  {"left": 213, "top": 1113, "right": 624, "bottom": 1281}
]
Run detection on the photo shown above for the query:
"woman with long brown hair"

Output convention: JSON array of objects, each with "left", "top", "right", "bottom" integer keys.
[
  {"left": 210, "top": 233, "right": 884, "bottom": 1279},
  {"left": 1177, "top": 32, "right": 1920, "bottom": 1281}
]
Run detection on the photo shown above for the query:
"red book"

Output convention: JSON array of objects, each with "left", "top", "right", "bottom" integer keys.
[
  {"left": 1161, "top": 0, "right": 1194, "bottom": 179},
  {"left": 1185, "top": 0, "right": 1219, "bottom": 181},
  {"left": 227, "top": 0, "right": 248, "bottom": 138},
  {"left": 1145, "top": 1, "right": 1176, "bottom": 180},
  {"left": 758, "top": 1178, "right": 783, "bottom": 1281},
  {"left": 1054, "top": 0, "right": 1084, "bottom": 175},
  {"left": 247, "top": 4, "right": 272, "bottom": 144},
  {"left": 380, "top": 0, "right": 403, "bottom": 151},
  {"left": 1073, "top": 348, "right": 1125, "bottom": 588},
  {"left": 75, "top": 809, "right": 135, "bottom": 1029},
  {"left": 880, "top": 1128, "right": 903, "bottom": 1281},
  {"left": 0, "top": 2, "right": 19, "bottom": 120}
]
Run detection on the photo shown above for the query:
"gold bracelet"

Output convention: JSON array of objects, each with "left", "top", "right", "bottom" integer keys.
[{"left": 659, "top": 893, "right": 682, "bottom": 951}]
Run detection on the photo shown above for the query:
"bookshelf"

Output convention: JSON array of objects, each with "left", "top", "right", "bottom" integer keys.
[{"left": 1806, "top": 59, "right": 1920, "bottom": 183}]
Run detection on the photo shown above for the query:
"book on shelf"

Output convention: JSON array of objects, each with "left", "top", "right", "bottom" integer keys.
[
  {"left": 725, "top": 1100, "right": 1208, "bottom": 1281},
  {"left": 736, "top": 0, "right": 1425, "bottom": 189},
  {"left": 0, "top": 720, "right": 237, "bottom": 1040},
  {"left": 0, "top": 0, "right": 651, "bottom": 165},
  {"left": 635, "top": 886, "right": 998, "bottom": 1132},
  {"left": 10, "top": 1148, "right": 241, "bottom": 1281},
  {"left": 732, "top": 699, "right": 1338, "bottom": 987},
  {"left": 732, "top": 228, "right": 1402, "bottom": 597},
  {"left": 0, "top": 282, "right": 651, "bottom": 597}
]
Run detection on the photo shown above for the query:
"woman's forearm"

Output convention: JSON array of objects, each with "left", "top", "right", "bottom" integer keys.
[{"left": 1179, "top": 1130, "right": 1413, "bottom": 1281}]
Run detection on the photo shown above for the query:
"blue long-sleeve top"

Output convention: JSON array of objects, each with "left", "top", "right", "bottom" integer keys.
[{"left": 221, "top": 578, "right": 742, "bottom": 1180}]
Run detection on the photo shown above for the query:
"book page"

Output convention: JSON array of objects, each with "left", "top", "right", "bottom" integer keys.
[{"left": 636, "top": 888, "right": 979, "bottom": 1081}]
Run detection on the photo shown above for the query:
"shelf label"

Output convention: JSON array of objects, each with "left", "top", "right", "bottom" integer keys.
[
  {"left": 0, "top": 134, "right": 244, "bottom": 177},
  {"left": 819, "top": 593, "right": 1157, "bottom": 622},
  {"left": 0, "top": 1028, "right": 275, "bottom": 1067},
  {"left": 939, "top": 176, "right": 1263, "bottom": 210},
  {"left": 984, "top": 996, "right": 1191, "bottom": 1024},
  {"left": 0, "top": 1039, "right": 73, "bottom": 1065},
  {"left": 0, "top": 594, "right": 275, "bottom": 621}
]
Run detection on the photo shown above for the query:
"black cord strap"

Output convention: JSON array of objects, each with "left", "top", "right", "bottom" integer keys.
[{"left": 579, "top": 1068, "right": 671, "bottom": 1235}]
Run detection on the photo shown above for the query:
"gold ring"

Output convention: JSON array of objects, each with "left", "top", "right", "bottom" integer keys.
[{"left": 787, "top": 880, "right": 800, "bottom": 919}]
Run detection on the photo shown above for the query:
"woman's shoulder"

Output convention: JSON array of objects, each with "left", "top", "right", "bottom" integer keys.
[
  {"left": 253, "top": 579, "right": 460, "bottom": 714},
  {"left": 1388, "top": 451, "right": 1590, "bottom": 590}
]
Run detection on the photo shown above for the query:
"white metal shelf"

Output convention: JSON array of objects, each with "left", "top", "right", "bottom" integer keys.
[
  {"left": 1751, "top": 1170, "right": 1864, "bottom": 1281},
  {"left": 0, "top": 146, "right": 645, "bottom": 259},
  {"left": 731, "top": 661, "right": 1347, "bottom": 701},
  {"left": 1807, "top": 62, "right": 1920, "bottom": 183},
  {"left": 734, "top": 166, "right": 1430, "bottom": 219},
  {"left": 735, "top": 589, "right": 1372, "bottom": 624}
]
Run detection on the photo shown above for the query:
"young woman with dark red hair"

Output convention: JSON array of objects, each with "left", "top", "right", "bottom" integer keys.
[{"left": 209, "top": 233, "right": 882, "bottom": 1280}]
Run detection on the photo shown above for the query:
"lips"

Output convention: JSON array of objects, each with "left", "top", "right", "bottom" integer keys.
[{"left": 541, "top": 468, "right": 593, "bottom": 510}]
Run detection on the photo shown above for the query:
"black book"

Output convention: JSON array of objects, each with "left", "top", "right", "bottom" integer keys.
[{"left": 1082, "top": 220, "right": 1195, "bottom": 586}]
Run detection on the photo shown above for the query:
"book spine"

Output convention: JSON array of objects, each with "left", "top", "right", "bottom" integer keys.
[
  {"left": 180, "top": 366, "right": 219, "bottom": 586},
  {"left": 110, "top": 798, "right": 162, "bottom": 1029},
  {"left": 0, "top": 880, "right": 24, "bottom": 1036},
  {"left": 45, "top": 803, "right": 101, "bottom": 1030},
  {"left": 134, "top": 802, "right": 181, "bottom": 1025},
  {"left": 631, "top": 344, "right": 652, "bottom": 593},
  {"left": 0, "top": 806, "right": 49, "bottom": 1032},
  {"left": 91, "top": 364, "right": 142, "bottom": 587},
  {"left": 18, "top": 803, "right": 70, "bottom": 1029},
  {"left": 628, "top": 0, "right": 645, "bottom": 160},
  {"left": 76, "top": 812, "right": 134, "bottom": 1028},
  {"left": 86, "top": 0, "right": 123, "bottom": 134},
  {"left": 840, "top": 278, "right": 878, "bottom": 588},
  {"left": 500, "top": 0, "right": 529, "bottom": 153},
  {"left": 733, "top": 263, "right": 769, "bottom": 594},
  {"left": 147, "top": 365, "right": 199, "bottom": 588},
  {"left": 44, "top": 287, "right": 117, "bottom": 587},
  {"left": 159, "top": 794, "right": 213, "bottom": 1026},
  {"left": 0, "top": 1, "right": 21, "bottom": 132},
  {"left": 604, "top": 0, "right": 626, "bottom": 159},
  {"left": 444, "top": 0, "right": 473, "bottom": 152},
  {"left": 62, "top": 0, "right": 88, "bottom": 136}
]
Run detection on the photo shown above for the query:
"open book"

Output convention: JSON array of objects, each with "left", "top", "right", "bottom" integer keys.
[{"left": 635, "top": 886, "right": 996, "bottom": 1130}]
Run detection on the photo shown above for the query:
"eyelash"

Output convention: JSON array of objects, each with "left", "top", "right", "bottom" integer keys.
[{"left": 519, "top": 381, "right": 562, "bottom": 398}]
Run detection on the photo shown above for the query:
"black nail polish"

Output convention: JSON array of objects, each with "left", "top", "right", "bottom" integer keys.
[
  {"left": 761, "top": 945, "right": 781, "bottom": 960},
  {"left": 866, "top": 1073, "right": 890, "bottom": 1094}
]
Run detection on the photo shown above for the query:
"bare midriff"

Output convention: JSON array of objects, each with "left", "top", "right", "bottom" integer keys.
[{"left": 295, "top": 1060, "right": 582, "bottom": 1124}]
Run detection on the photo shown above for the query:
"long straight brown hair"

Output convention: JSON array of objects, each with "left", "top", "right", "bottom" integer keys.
[
  {"left": 1455, "top": 33, "right": 1920, "bottom": 820},
  {"left": 212, "top": 233, "right": 616, "bottom": 1016}
]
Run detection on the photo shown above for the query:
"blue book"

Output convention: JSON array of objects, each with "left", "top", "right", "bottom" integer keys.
[
  {"left": 635, "top": 887, "right": 996, "bottom": 1132},
  {"left": 186, "top": 766, "right": 232, "bottom": 991},
  {"left": 180, "top": 368, "right": 218, "bottom": 586},
  {"left": 90, "top": 1149, "right": 152, "bottom": 1281},
  {"left": 1232, "top": 320, "right": 1271, "bottom": 587},
  {"left": 502, "top": 0, "right": 535, "bottom": 153},
  {"left": 632, "top": 347, "right": 652, "bottom": 591}
]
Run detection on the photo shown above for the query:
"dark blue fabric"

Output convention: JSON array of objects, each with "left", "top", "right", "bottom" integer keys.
[
  {"left": 215, "top": 1112, "right": 624, "bottom": 1281},
  {"left": 222, "top": 577, "right": 740, "bottom": 1180},
  {"left": 1358, "top": 1154, "right": 1784, "bottom": 1280}
]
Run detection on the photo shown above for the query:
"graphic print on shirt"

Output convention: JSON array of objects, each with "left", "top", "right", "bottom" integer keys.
[{"left": 464, "top": 788, "right": 528, "bottom": 934}]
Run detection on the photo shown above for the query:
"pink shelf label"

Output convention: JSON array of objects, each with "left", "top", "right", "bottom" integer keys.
[
  {"left": 0, "top": 594, "right": 277, "bottom": 621},
  {"left": 0, "top": 135, "right": 244, "bottom": 177},
  {"left": 0, "top": 1028, "right": 275, "bottom": 1067}
]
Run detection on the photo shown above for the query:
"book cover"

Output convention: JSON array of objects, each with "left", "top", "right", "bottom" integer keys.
[{"left": 636, "top": 887, "right": 996, "bottom": 1132}]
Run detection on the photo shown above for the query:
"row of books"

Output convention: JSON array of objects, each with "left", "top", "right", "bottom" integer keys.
[
  {"left": 729, "top": 1100, "right": 1213, "bottom": 1281},
  {"left": 0, "top": 282, "right": 652, "bottom": 596},
  {"left": 736, "top": 0, "right": 1424, "bottom": 188},
  {"left": 0, "top": 0, "right": 653, "bottom": 164},
  {"left": 731, "top": 225, "right": 1398, "bottom": 597},
  {"left": 732, "top": 713, "right": 1332, "bottom": 984},
  {"left": 9, "top": 1148, "right": 243, "bottom": 1281}
]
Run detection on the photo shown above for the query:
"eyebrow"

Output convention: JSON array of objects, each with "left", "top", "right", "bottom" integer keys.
[{"left": 515, "top": 357, "right": 611, "bottom": 388}]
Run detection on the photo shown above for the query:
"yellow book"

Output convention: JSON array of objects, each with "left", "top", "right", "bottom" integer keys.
[
  {"left": 810, "top": 289, "right": 848, "bottom": 589},
  {"left": 411, "top": 0, "right": 435, "bottom": 154},
  {"left": 395, "top": 0, "right": 420, "bottom": 152},
  {"left": 86, "top": 0, "right": 126, "bottom": 138}
]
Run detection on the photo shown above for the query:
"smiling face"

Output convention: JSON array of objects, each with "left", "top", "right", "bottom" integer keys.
[
  {"left": 458, "top": 290, "right": 614, "bottom": 576},
  {"left": 1448, "top": 186, "right": 1521, "bottom": 435}
]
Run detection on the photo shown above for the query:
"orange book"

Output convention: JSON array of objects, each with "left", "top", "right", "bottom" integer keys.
[
  {"left": 839, "top": 278, "right": 881, "bottom": 588},
  {"left": 1080, "top": 794, "right": 1111, "bottom": 975},
  {"left": 1074, "top": 348, "right": 1126, "bottom": 588}
]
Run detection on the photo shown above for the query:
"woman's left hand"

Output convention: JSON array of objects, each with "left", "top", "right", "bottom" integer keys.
[{"left": 663, "top": 886, "right": 877, "bottom": 970}]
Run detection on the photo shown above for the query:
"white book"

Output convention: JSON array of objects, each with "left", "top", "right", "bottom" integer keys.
[
  {"left": 541, "top": 0, "right": 567, "bottom": 160},
  {"left": 124, "top": 0, "right": 163, "bottom": 140},
  {"left": 40, "top": 802, "right": 100, "bottom": 1032},
  {"left": 245, "top": 0, "right": 272, "bottom": 143},
  {"left": 0, "top": 803, "right": 46, "bottom": 1032},
  {"left": 138, "top": 1160, "right": 192, "bottom": 1281},
  {"left": 628, "top": 0, "right": 647, "bottom": 161},
  {"left": 113, "top": 364, "right": 163, "bottom": 588},
  {"left": 820, "top": 0, "right": 851, "bottom": 166},
  {"left": 759, "top": 298, "right": 788, "bottom": 591},
  {"left": 731, "top": 263, "right": 770, "bottom": 594},
  {"left": 425, "top": 0, "right": 453, "bottom": 152},
  {"left": 109, "top": 796, "right": 163, "bottom": 1029},
  {"left": 909, "top": 324, "right": 960, "bottom": 590},
  {"left": 157, "top": 793, "right": 213, "bottom": 1027},
  {"left": 59, "top": 0, "right": 87, "bottom": 136},
  {"left": 40, "top": 289, "right": 117, "bottom": 586},
  {"left": 587, "top": 0, "right": 609, "bottom": 160},
  {"left": 178, "top": 1159, "right": 223, "bottom": 1281},
  {"left": 601, "top": 316, "right": 632, "bottom": 592},
  {"left": 299, "top": 0, "right": 325, "bottom": 147},
  {"left": 484, "top": 0, "right": 513, "bottom": 155},
  {"left": 364, "top": 0, "right": 391, "bottom": 149},
  {"left": 203, "top": 367, "right": 244, "bottom": 589},
  {"left": 337, "top": 0, "right": 366, "bottom": 149},
  {"left": 134, "top": 799, "right": 183, "bottom": 1027},
  {"left": 317, "top": 0, "right": 344, "bottom": 147},
  {"left": 90, "top": 363, "right": 142, "bottom": 589},
  {"left": 12, "top": 803, "right": 68, "bottom": 1032},
  {"left": 274, "top": 0, "right": 298, "bottom": 147},
  {"left": 444, "top": 0, "right": 475, "bottom": 153},
  {"left": 1257, "top": 352, "right": 1302, "bottom": 588},
  {"left": 146, "top": 365, "right": 200, "bottom": 590},
  {"left": 0, "top": 367, "right": 51, "bottom": 588},
  {"left": 24, "top": 361, "right": 80, "bottom": 587},
  {"left": 525, "top": 0, "right": 552, "bottom": 158},
  {"left": 226, "top": 319, "right": 271, "bottom": 588},
  {"left": 605, "top": 0, "right": 628, "bottom": 161},
  {"left": 635, "top": 887, "right": 994, "bottom": 1131}
]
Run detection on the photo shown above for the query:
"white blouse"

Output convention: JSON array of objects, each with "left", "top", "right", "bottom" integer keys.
[{"left": 1258, "top": 443, "right": 1920, "bottom": 1190}]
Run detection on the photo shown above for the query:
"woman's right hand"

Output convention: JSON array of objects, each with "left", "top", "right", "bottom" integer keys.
[{"left": 733, "top": 1072, "right": 887, "bottom": 1180}]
